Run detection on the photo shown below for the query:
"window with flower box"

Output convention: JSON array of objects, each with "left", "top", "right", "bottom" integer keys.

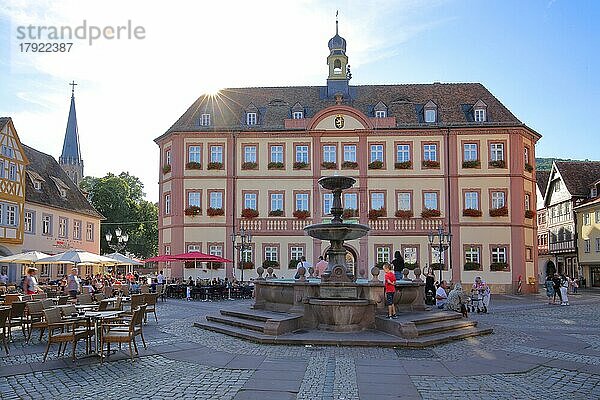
[
  {"left": 491, "top": 191, "right": 506, "bottom": 210},
  {"left": 210, "top": 145, "right": 223, "bottom": 163},
  {"left": 294, "top": 145, "right": 310, "bottom": 169},
  {"left": 343, "top": 193, "right": 358, "bottom": 211},
  {"left": 369, "top": 144, "right": 384, "bottom": 163},
  {"left": 491, "top": 246, "right": 508, "bottom": 270},
  {"left": 323, "top": 193, "right": 333, "bottom": 215},
  {"left": 322, "top": 145, "right": 337, "bottom": 169},
  {"left": 295, "top": 193, "right": 310, "bottom": 212},
  {"left": 464, "top": 246, "right": 482, "bottom": 270},
  {"left": 463, "top": 191, "right": 481, "bottom": 216},
  {"left": 395, "top": 144, "right": 411, "bottom": 169},
  {"left": 209, "top": 191, "right": 223, "bottom": 209},
  {"left": 244, "top": 193, "right": 257, "bottom": 210},
  {"left": 370, "top": 192, "right": 385, "bottom": 211},
  {"left": 462, "top": 143, "right": 479, "bottom": 168},
  {"left": 188, "top": 145, "right": 202, "bottom": 169},
  {"left": 269, "top": 193, "right": 284, "bottom": 216},
  {"left": 375, "top": 246, "right": 391, "bottom": 264},
  {"left": 489, "top": 143, "right": 505, "bottom": 168}
]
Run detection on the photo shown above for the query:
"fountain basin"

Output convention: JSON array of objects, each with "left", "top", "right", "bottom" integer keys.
[
  {"left": 307, "top": 298, "right": 375, "bottom": 332},
  {"left": 318, "top": 175, "right": 356, "bottom": 191},
  {"left": 304, "top": 223, "right": 370, "bottom": 241}
]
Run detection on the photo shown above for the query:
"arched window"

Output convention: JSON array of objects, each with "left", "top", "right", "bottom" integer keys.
[{"left": 333, "top": 59, "right": 342, "bottom": 74}]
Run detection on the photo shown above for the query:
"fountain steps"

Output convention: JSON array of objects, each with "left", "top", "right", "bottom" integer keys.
[{"left": 194, "top": 308, "right": 492, "bottom": 348}]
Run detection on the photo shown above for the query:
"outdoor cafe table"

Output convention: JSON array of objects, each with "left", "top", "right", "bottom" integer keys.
[{"left": 83, "top": 310, "right": 124, "bottom": 357}]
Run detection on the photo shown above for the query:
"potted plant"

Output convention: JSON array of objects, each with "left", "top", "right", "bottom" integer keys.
[
  {"left": 268, "top": 161, "right": 284, "bottom": 170},
  {"left": 490, "top": 262, "right": 509, "bottom": 271},
  {"left": 238, "top": 261, "right": 255, "bottom": 270},
  {"left": 321, "top": 161, "right": 337, "bottom": 170},
  {"left": 341, "top": 161, "right": 358, "bottom": 169},
  {"left": 207, "top": 161, "right": 224, "bottom": 170},
  {"left": 463, "top": 262, "right": 482, "bottom": 271},
  {"left": 404, "top": 262, "right": 419, "bottom": 270},
  {"left": 293, "top": 161, "right": 309, "bottom": 170},
  {"left": 268, "top": 209, "right": 284, "bottom": 217},
  {"left": 288, "top": 259, "right": 300, "bottom": 269},
  {"left": 489, "top": 206, "right": 508, "bottom": 217},
  {"left": 162, "top": 164, "right": 171, "bottom": 174},
  {"left": 261, "top": 260, "right": 280, "bottom": 269},
  {"left": 462, "top": 160, "right": 480, "bottom": 169},
  {"left": 525, "top": 163, "right": 534, "bottom": 173},
  {"left": 421, "top": 208, "right": 441, "bottom": 218},
  {"left": 241, "top": 208, "right": 259, "bottom": 219},
  {"left": 185, "top": 161, "right": 201, "bottom": 170},
  {"left": 422, "top": 160, "right": 440, "bottom": 169},
  {"left": 293, "top": 210, "right": 310, "bottom": 220},
  {"left": 394, "top": 210, "right": 413, "bottom": 219},
  {"left": 489, "top": 159, "right": 506, "bottom": 168},
  {"left": 206, "top": 207, "right": 224, "bottom": 217},
  {"left": 368, "top": 208, "right": 386, "bottom": 220},
  {"left": 463, "top": 208, "right": 483, "bottom": 217},
  {"left": 184, "top": 206, "right": 202, "bottom": 216},
  {"left": 394, "top": 161, "right": 412, "bottom": 169},
  {"left": 368, "top": 160, "right": 384, "bottom": 170},
  {"left": 525, "top": 210, "right": 535, "bottom": 219},
  {"left": 241, "top": 162, "right": 258, "bottom": 170},
  {"left": 342, "top": 208, "right": 358, "bottom": 219}
]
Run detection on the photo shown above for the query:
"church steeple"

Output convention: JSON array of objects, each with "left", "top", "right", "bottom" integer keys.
[
  {"left": 326, "top": 12, "right": 351, "bottom": 98},
  {"left": 59, "top": 81, "right": 84, "bottom": 186}
]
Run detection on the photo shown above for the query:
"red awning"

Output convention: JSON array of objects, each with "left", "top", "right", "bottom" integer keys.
[
  {"left": 169, "top": 251, "right": 232, "bottom": 263},
  {"left": 141, "top": 255, "right": 175, "bottom": 263}
]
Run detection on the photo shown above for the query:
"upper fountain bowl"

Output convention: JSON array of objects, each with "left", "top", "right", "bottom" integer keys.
[
  {"left": 318, "top": 176, "right": 356, "bottom": 191},
  {"left": 304, "top": 223, "right": 370, "bottom": 241}
]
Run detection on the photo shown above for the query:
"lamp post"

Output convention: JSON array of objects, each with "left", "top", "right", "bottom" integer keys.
[
  {"left": 105, "top": 227, "right": 129, "bottom": 253},
  {"left": 427, "top": 225, "right": 452, "bottom": 285},
  {"left": 230, "top": 228, "right": 252, "bottom": 283}
]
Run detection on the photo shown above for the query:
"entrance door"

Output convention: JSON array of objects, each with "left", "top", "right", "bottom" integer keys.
[{"left": 592, "top": 267, "right": 600, "bottom": 287}]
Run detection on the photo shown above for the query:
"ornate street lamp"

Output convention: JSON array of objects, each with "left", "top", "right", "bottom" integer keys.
[
  {"left": 105, "top": 227, "right": 129, "bottom": 253},
  {"left": 230, "top": 228, "right": 252, "bottom": 283},
  {"left": 428, "top": 225, "right": 452, "bottom": 284}
]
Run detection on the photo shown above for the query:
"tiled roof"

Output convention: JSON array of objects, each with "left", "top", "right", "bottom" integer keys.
[
  {"left": 0, "top": 117, "right": 10, "bottom": 131},
  {"left": 555, "top": 161, "right": 600, "bottom": 197},
  {"left": 536, "top": 170, "right": 550, "bottom": 193},
  {"left": 162, "top": 83, "right": 525, "bottom": 137},
  {"left": 22, "top": 144, "right": 103, "bottom": 219}
]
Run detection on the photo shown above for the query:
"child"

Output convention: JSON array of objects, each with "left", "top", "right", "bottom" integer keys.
[{"left": 382, "top": 263, "right": 397, "bottom": 319}]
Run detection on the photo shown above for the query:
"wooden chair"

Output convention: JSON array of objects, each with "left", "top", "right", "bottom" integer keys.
[
  {"left": 121, "top": 285, "right": 130, "bottom": 296},
  {"left": 140, "top": 285, "right": 150, "bottom": 294},
  {"left": 8, "top": 301, "right": 28, "bottom": 341},
  {"left": 103, "top": 285, "right": 113, "bottom": 298},
  {"left": 101, "top": 305, "right": 146, "bottom": 362},
  {"left": 77, "top": 294, "right": 93, "bottom": 305},
  {"left": 32, "top": 293, "right": 47, "bottom": 300},
  {"left": 82, "top": 286, "right": 91, "bottom": 295},
  {"left": 42, "top": 307, "right": 91, "bottom": 362},
  {"left": 41, "top": 299, "right": 55, "bottom": 309},
  {"left": 94, "top": 293, "right": 106, "bottom": 302},
  {"left": 157, "top": 284, "right": 167, "bottom": 302},
  {"left": 143, "top": 293, "right": 159, "bottom": 323},
  {"left": 26, "top": 301, "right": 47, "bottom": 342},
  {"left": 57, "top": 296, "right": 70, "bottom": 305},
  {"left": 0, "top": 307, "right": 10, "bottom": 355},
  {"left": 4, "top": 294, "right": 21, "bottom": 305}
]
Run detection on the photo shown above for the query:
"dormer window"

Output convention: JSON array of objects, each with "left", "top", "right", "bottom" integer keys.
[
  {"left": 425, "top": 109, "right": 436, "bottom": 123},
  {"left": 473, "top": 100, "right": 488, "bottom": 122},
  {"left": 200, "top": 113, "right": 211, "bottom": 126},
  {"left": 375, "top": 110, "right": 387, "bottom": 118},
  {"left": 59, "top": 188, "right": 67, "bottom": 198},
  {"left": 592, "top": 187, "right": 598, "bottom": 198},
  {"left": 424, "top": 100, "right": 437, "bottom": 123},
  {"left": 26, "top": 170, "right": 45, "bottom": 191},
  {"left": 50, "top": 176, "right": 69, "bottom": 199},
  {"left": 33, "top": 180, "right": 41, "bottom": 190},
  {"left": 474, "top": 109, "right": 486, "bottom": 122},
  {"left": 247, "top": 112, "right": 257, "bottom": 125},
  {"left": 292, "top": 111, "right": 304, "bottom": 119}
]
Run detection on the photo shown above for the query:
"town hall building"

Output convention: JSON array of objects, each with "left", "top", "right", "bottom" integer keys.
[{"left": 155, "top": 22, "right": 541, "bottom": 293}]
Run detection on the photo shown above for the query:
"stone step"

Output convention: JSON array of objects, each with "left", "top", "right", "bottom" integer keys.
[
  {"left": 194, "top": 321, "right": 276, "bottom": 343},
  {"left": 410, "top": 312, "right": 464, "bottom": 325},
  {"left": 220, "top": 309, "right": 293, "bottom": 322},
  {"left": 415, "top": 319, "right": 478, "bottom": 336},
  {"left": 405, "top": 325, "right": 494, "bottom": 348},
  {"left": 206, "top": 314, "right": 266, "bottom": 333}
]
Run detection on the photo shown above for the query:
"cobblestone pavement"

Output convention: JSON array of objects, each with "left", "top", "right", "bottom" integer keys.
[{"left": 1, "top": 290, "right": 600, "bottom": 399}]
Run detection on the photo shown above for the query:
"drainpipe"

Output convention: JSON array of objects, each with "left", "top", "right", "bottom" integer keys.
[{"left": 445, "top": 127, "right": 452, "bottom": 273}]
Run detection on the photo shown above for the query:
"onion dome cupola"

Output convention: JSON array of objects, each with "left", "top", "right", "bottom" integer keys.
[{"left": 326, "top": 13, "right": 351, "bottom": 99}]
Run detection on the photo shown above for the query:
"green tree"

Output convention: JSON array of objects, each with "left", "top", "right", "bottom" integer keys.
[{"left": 80, "top": 172, "right": 158, "bottom": 259}]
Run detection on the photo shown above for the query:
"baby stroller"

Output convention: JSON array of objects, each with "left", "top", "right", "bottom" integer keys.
[{"left": 468, "top": 288, "right": 488, "bottom": 313}]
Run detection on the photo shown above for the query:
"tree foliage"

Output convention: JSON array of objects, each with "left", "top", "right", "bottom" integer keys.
[{"left": 80, "top": 172, "right": 158, "bottom": 259}]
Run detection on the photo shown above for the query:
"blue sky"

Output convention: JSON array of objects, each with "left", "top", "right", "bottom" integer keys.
[{"left": 0, "top": 0, "right": 598, "bottom": 201}]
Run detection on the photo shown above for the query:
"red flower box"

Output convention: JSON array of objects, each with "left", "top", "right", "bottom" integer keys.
[
  {"left": 422, "top": 160, "right": 440, "bottom": 169},
  {"left": 421, "top": 208, "right": 441, "bottom": 218},
  {"left": 184, "top": 206, "right": 202, "bottom": 216},
  {"left": 241, "top": 162, "right": 258, "bottom": 170},
  {"left": 185, "top": 162, "right": 201, "bottom": 170},
  {"left": 342, "top": 208, "right": 358, "bottom": 219},
  {"left": 525, "top": 210, "right": 535, "bottom": 219},
  {"left": 489, "top": 160, "right": 506, "bottom": 169},
  {"left": 368, "top": 160, "right": 384, "bottom": 170},
  {"left": 206, "top": 207, "right": 224, "bottom": 217},
  {"left": 207, "top": 162, "right": 223, "bottom": 170},
  {"left": 162, "top": 164, "right": 171, "bottom": 174},
  {"left": 241, "top": 208, "right": 259, "bottom": 219},
  {"left": 321, "top": 161, "right": 337, "bottom": 170},
  {"left": 293, "top": 162, "right": 309, "bottom": 170},
  {"left": 368, "top": 209, "right": 386, "bottom": 220},
  {"left": 463, "top": 208, "right": 482, "bottom": 217},
  {"left": 394, "top": 210, "right": 413, "bottom": 219},
  {"left": 462, "top": 160, "right": 480, "bottom": 169},
  {"left": 341, "top": 161, "right": 358, "bottom": 169},
  {"left": 394, "top": 161, "right": 412, "bottom": 169},
  {"left": 293, "top": 210, "right": 310, "bottom": 219},
  {"left": 489, "top": 206, "right": 508, "bottom": 217},
  {"left": 268, "top": 162, "right": 284, "bottom": 170},
  {"left": 268, "top": 209, "right": 284, "bottom": 217}
]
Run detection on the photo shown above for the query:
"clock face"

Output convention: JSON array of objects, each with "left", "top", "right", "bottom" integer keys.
[{"left": 334, "top": 115, "right": 345, "bottom": 129}]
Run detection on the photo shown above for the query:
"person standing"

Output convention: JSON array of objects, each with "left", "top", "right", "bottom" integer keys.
[
  {"left": 391, "top": 251, "right": 405, "bottom": 281},
  {"left": 545, "top": 275, "right": 555, "bottom": 304},
  {"left": 294, "top": 256, "right": 311, "bottom": 279},
  {"left": 23, "top": 267, "right": 41, "bottom": 295},
  {"left": 436, "top": 280, "right": 449, "bottom": 309},
  {"left": 66, "top": 268, "right": 81, "bottom": 299},
  {"left": 382, "top": 263, "right": 397, "bottom": 319},
  {"left": 560, "top": 275, "right": 569, "bottom": 306},
  {"left": 157, "top": 270, "right": 165, "bottom": 285},
  {"left": 314, "top": 256, "right": 328, "bottom": 277},
  {"left": 552, "top": 274, "right": 562, "bottom": 304},
  {"left": 0, "top": 270, "right": 8, "bottom": 285}
]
